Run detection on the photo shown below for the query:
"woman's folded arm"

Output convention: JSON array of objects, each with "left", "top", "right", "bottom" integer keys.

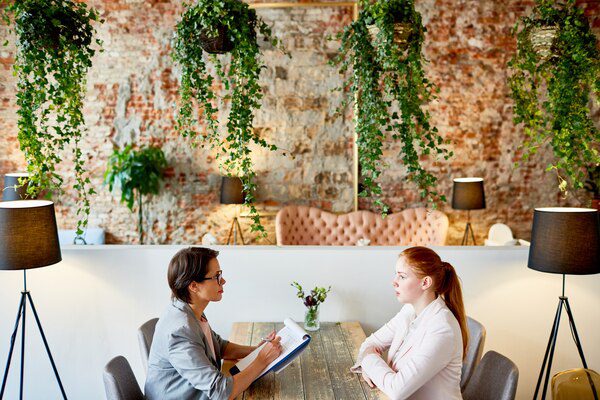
[
  {"left": 356, "top": 310, "right": 407, "bottom": 365},
  {"left": 361, "top": 324, "right": 455, "bottom": 400}
]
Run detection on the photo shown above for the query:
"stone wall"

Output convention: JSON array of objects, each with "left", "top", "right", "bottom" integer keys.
[{"left": 0, "top": 0, "right": 598, "bottom": 245}]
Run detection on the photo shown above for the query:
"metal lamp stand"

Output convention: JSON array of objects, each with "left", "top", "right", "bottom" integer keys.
[
  {"left": 533, "top": 274, "right": 598, "bottom": 400},
  {"left": 461, "top": 210, "right": 477, "bottom": 245},
  {"left": 226, "top": 206, "right": 245, "bottom": 246},
  {"left": 0, "top": 270, "right": 67, "bottom": 400}
]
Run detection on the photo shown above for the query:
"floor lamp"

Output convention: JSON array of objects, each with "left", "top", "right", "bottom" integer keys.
[
  {"left": 528, "top": 207, "right": 599, "bottom": 400},
  {"left": 0, "top": 200, "right": 67, "bottom": 400},
  {"left": 220, "top": 176, "right": 246, "bottom": 245},
  {"left": 452, "top": 177, "right": 486, "bottom": 245}
]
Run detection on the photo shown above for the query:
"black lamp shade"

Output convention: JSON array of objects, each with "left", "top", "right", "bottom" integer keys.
[
  {"left": 220, "top": 176, "right": 245, "bottom": 205},
  {"left": 528, "top": 208, "right": 599, "bottom": 275},
  {"left": 0, "top": 200, "right": 62, "bottom": 271},
  {"left": 452, "top": 178, "right": 486, "bottom": 210},
  {"left": 3, "top": 173, "right": 31, "bottom": 201}
]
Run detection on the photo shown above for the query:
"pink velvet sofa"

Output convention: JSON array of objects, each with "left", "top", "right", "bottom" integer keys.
[{"left": 275, "top": 205, "right": 449, "bottom": 246}]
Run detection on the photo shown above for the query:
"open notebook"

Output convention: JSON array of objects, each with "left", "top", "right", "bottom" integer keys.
[{"left": 229, "top": 318, "right": 311, "bottom": 380}]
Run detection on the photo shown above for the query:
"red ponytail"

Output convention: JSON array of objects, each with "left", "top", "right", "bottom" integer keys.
[{"left": 400, "top": 247, "right": 469, "bottom": 359}]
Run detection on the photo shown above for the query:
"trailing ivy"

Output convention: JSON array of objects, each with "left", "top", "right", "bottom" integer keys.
[
  {"left": 104, "top": 145, "right": 168, "bottom": 245},
  {"left": 332, "top": 0, "right": 452, "bottom": 214},
  {"left": 1, "top": 0, "right": 102, "bottom": 235},
  {"left": 172, "top": 0, "right": 285, "bottom": 237},
  {"left": 508, "top": 0, "right": 600, "bottom": 193}
]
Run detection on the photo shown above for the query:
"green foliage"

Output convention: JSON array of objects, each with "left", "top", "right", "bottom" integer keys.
[
  {"left": 2, "top": 0, "right": 102, "bottom": 235},
  {"left": 291, "top": 281, "right": 332, "bottom": 308},
  {"left": 104, "top": 145, "right": 168, "bottom": 244},
  {"left": 508, "top": 0, "right": 600, "bottom": 194},
  {"left": 331, "top": 0, "right": 452, "bottom": 214},
  {"left": 172, "top": 0, "right": 285, "bottom": 237}
]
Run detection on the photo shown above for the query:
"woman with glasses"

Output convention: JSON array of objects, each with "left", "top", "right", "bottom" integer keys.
[
  {"left": 145, "top": 247, "right": 283, "bottom": 400},
  {"left": 351, "top": 246, "right": 468, "bottom": 399}
]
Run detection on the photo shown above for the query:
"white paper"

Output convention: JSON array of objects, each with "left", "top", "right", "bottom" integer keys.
[{"left": 232, "top": 318, "right": 310, "bottom": 379}]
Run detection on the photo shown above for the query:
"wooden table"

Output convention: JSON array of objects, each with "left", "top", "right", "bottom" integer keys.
[{"left": 223, "top": 321, "right": 386, "bottom": 400}]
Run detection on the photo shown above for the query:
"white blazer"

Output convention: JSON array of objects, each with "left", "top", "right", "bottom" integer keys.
[{"left": 354, "top": 297, "right": 463, "bottom": 400}]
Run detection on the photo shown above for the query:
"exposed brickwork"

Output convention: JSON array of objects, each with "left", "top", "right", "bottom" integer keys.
[
  {"left": 0, "top": 0, "right": 598, "bottom": 245},
  {"left": 359, "top": 0, "right": 600, "bottom": 244}
]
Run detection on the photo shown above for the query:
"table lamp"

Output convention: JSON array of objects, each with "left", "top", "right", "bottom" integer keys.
[
  {"left": 220, "top": 176, "right": 245, "bottom": 245},
  {"left": 528, "top": 207, "right": 600, "bottom": 400},
  {"left": 0, "top": 200, "right": 68, "bottom": 399},
  {"left": 2, "top": 173, "right": 31, "bottom": 201},
  {"left": 452, "top": 177, "right": 486, "bottom": 245}
]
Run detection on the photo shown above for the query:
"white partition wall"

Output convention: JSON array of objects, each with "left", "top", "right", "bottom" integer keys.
[{"left": 0, "top": 245, "right": 598, "bottom": 399}]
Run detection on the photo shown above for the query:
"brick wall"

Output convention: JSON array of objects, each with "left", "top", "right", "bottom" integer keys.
[{"left": 0, "top": 0, "right": 598, "bottom": 245}]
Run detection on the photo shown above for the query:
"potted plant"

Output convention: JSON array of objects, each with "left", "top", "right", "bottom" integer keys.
[
  {"left": 2, "top": 0, "right": 103, "bottom": 236},
  {"left": 331, "top": 0, "right": 452, "bottom": 214},
  {"left": 172, "top": 0, "right": 285, "bottom": 237},
  {"left": 584, "top": 165, "right": 600, "bottom": 211},
  {"left": 508, "top": 0, "right": 600, "bottom": 194},
  {"left": 291, "top": 281, "right": 332, "bottom": 331},
  {"left": 104, "top": 145, "right": 168, "bottom": 244}
]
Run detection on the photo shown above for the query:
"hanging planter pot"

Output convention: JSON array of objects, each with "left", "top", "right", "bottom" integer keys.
[
  {"left": 528, "top": 25, "right": 558, "bottom": 61},
  {"left": 367, "top": 22, "right": 412, "bottom": 51},
  {"left": 508, "top": 0, "right": 600, "bottom": 193},
  {"left": 17, "top": 4, "right": 94, "bottom": 52},
  {"left": 173, "top": 0, "right": 285, "bottom": 237},
  {"left": 196, "top": 0, "right": 257, "bottom": 55},
  {"left": 331, "top": 0, "right": 451, "bottom": 214},
  {"left": 199, "top": 24, "right": 234, "bottom": 54},
  {"left": 3, "top": 0, "right": 102, "bottom": 235}
]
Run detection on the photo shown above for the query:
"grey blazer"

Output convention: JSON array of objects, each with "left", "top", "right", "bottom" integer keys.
[{"left": 144, "top": 300, "right": 233, "bottom": 400}]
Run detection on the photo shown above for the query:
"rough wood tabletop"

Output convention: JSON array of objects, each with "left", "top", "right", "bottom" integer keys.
[{"left": 224, "top": 321, "right": 387, "bottom": 400}]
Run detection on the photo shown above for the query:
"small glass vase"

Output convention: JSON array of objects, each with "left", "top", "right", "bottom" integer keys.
[{"left": 304, "top": 306, "right": 320, "bottom": 331}]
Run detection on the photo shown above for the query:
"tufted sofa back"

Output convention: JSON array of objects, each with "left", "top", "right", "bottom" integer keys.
[{"left": 275, "top": 206, "right": 449, "bottom": 246}]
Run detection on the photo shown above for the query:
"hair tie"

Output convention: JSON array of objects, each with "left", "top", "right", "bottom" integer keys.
[{"left": 441, "top": 262, "right": 453, "bottom": 289}]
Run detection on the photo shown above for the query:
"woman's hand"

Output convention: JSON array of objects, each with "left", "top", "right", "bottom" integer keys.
[
  {"left": 256, "top": 336, "right": 283, "bottom": 366},
  {"left": 257, "top": 330, "right": 277, "bottom": 347},
  {"left": 229, "top": 336, "right": 283, "bottom": 400},
  {"left": 362, "top": 346, "right": 382, "bottom": 358},
  {"left": 362, "top": 371, "right": 375, "bottom": 388}
]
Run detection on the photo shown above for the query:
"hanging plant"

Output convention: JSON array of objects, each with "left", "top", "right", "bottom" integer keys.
[
  {"left": 172, "top": 0, "right": 285, "bottom": 237},
  {"left": 508, "top": 0, "right": 600, "bottom": 193},
  {"left": 331, "top": 0, "right": 452, "bottom": 214},
  {"left": 104, "top": 145, "right": 168, "bottom": 245},
  {"left": 1, "top": 0, "right": 102, "bottom": 236}
]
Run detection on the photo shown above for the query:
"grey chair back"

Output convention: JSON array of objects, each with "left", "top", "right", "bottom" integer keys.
[
  {"left": 103, "top": 356, "right": 144, "bottom": 400},
  {"left": 463, "top": 350, "right": 519, "bottom": 400},
  {"left": 138, "top": 317, "right": 159, "bottom": 371},
  {"left": 461, "top": 317, "right": 486, "bottom": 391}
]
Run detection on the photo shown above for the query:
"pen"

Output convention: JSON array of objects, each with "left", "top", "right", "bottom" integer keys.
[{"left": 261, "top": 337, "right": 273, "bottom": 343}]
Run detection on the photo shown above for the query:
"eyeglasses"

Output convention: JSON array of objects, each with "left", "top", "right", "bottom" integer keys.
[{"left": 198, "top": 271, "right": 223, "bottom": 286}]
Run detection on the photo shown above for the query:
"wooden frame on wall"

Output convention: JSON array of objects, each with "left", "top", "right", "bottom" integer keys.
[
  {"left": 248, "top": 1, "right": 360, "bottom": 211},
  {"left": 249, "top": 2, "right": 358, "bottom": 19}
]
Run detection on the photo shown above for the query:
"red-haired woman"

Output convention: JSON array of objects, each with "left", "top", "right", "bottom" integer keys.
[{"left": 352, "top": 246, "right": 468, "bottom": 400}]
